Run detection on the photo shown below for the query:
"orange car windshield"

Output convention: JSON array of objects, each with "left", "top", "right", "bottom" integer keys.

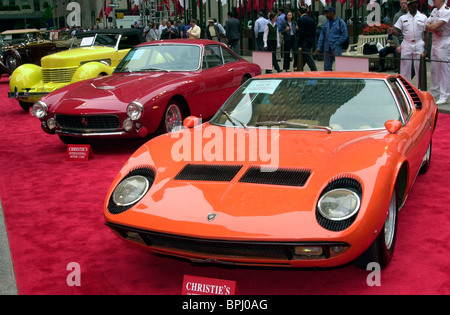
[{"left": 211, "top": 78, "right": 403, "bottom": 131}]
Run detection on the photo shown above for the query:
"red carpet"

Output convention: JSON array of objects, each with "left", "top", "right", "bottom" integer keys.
[{"left": 0, "top": 75, "right": 449, "bottom": 295}]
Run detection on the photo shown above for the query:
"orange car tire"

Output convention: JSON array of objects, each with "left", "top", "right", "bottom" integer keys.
[{"left": 353, "top": 189, "right": 398, "bottom": 269}]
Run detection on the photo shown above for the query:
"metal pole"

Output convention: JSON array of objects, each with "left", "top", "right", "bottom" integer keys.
[
  {"left": 297, "top": 47, "right": 303, "bottom": 71},
  {"left": 419, "top": 55, "right": 427, "bottom": 91},
  {"left": 112, "top": 0, "right": 117, "bottom": 28}
]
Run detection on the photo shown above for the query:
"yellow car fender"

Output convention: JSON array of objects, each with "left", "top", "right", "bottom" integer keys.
[
  {"left": 10, "top": 64, "right": 43, "bottom": 94},
  {"left": 71, "top": 61, "right": 114, "bottom": 83}
]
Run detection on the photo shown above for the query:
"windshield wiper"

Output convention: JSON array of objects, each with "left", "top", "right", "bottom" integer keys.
[
  {"left": 139, "top": 67, "right": 171, "bottom": 73},
  {"left": 116, "top": 67, "right": 132, "bottom": 73},
  {"left": 255, "top": 120, "right": 332, "bottom": 133},
  {"left": 219, "top": 108, "right": 248, "bottom": 129}
]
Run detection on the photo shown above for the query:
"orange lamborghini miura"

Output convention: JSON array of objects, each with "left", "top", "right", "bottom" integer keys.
[{"left": 104, "top": 72, "right": 438, "bottom": 269}]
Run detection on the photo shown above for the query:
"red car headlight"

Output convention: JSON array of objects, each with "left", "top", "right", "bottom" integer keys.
[
  {"left": 32, "top": 101, "right": 48, "bottom": 119},
  {"left": 127, "top": 101, "right": 144, "bottom": 121}
]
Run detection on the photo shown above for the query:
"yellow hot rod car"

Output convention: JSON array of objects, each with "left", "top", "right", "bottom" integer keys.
[{"left": 8, "top": 28, "right": 144, "bottom": 111}]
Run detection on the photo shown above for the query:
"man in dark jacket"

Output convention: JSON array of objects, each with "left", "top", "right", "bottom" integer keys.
[
  {"left": 297, "top": 6, "right": 317, "bottom": 71},
  {"left": 225, "top": 12, "right": 241, "bottom": 54},
  {"left": 160, "top": 21, "right": 180, "bottom": 39}
]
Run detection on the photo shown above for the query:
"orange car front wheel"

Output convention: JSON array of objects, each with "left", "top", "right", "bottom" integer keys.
[{"left": 354, "top": 189, "right": 398, "bottom": 269}]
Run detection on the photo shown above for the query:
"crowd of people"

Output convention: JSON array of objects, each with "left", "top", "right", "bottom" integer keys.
[
  {"left": 252, "top": 6, "right": 347, "bottom": 73},
  {"left": 137, "top": 12, "right": 242, "bottom": 54},
  {"left": 251, "top": 1, "right": 448, "bottom": 104},
  {"left": 65, "top": 1, "right": 448, "bottom": 104}
]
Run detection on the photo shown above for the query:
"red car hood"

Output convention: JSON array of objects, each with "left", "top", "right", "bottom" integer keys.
[{"left": 50, "top": 72, "right": 194, "bottom": 114}]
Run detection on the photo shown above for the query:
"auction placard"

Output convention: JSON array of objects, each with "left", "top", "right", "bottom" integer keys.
[
  {"left": 182, "top": 275, "right": 237, "bottom": 295},
  {"left": 66, "top": 144, "right": 93, "bottom": 162}
]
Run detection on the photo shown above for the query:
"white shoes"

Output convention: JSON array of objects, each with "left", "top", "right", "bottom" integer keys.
[{"left": 436, "top": 99, "right": 448, "bottom": 105}]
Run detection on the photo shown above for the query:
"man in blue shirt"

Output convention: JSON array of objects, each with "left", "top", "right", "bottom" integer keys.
[
  {"left": 314, "top": 7, "right": 348, "bottom": 71},
  {"left": 254, "top": 11, "right": 268, "bottom": 51},
  {"left": 276, "top": 8, "right": 286, "bottom": 60}
]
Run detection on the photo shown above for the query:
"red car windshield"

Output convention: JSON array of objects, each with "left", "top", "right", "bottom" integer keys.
[{"left": 115, "top": 44, "right": 201, "bottom": 73}]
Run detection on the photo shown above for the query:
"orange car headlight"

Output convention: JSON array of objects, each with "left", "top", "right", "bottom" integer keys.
[
  {"left": 112, "top": 175, "right": 150, "bottom": 207},
  {"left": 318, "top": 189, "right": 360, "bottom": 221}
]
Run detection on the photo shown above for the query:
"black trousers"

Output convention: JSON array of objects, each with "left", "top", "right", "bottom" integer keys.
[
  {"left": 379, "top": 46, "right": 398, "bottom": 70},
  {"left": 256, "top": 32, "right": 265, "bottom": 51},
  {"left": 283, "top": 35, "right": 298, "bottom": 70},
  {"left": 299, "top": 43, "right": 317, "bottom": 71},
  {"left": 267, "top": 39, "right": 280, "bottom": 71}
]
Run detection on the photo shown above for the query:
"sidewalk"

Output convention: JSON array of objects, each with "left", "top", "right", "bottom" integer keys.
[{"left": 243, "top": 55, "right": 450, "bottom": 114}]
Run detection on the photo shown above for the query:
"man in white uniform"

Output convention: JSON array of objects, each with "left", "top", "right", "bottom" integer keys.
[
  {"left": 426, "top": 0, "right": 450, "bottom": 105},
  {"left": 393, "top": 0, "right": 429, "bottom": 86}
]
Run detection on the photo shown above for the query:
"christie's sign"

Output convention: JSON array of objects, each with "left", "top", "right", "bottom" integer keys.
[
  {"left": 182, "top": 275, "right": 236, "bottom": 295},
  {"left": 66, "top": 144, "right": 93, "bottom": 161}
]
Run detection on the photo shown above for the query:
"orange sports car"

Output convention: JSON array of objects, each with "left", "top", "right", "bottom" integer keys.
[{"left": 104, "top": 72, "right": 438, "bottom": 269}]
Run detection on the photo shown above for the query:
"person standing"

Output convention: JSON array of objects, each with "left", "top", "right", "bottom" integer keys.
[
  {"left": 393, "top": 0, "right": 429, "bottom": 86},
  {"left": 187, "top": 19, "right": 201, "bottom": 39},
  {"left": 426, "top": 0, "right": 450, "bottom": 105},
  {"left": 264, "top": 11, "right": 281, "bottom": 73},
  {"left": 391, "top": 0, "right": 409, "bottom": 72},
  {"left": 177, "top": 19, "right": 187, "bottom": 38},
  {"left": 214, "top": 18, "right": 227, "bottom": 42},
  {"left": 225, "top": 12, "right": 241, "bottom": 54},
  {"left": 254, "top": 11, "right": 268, "bottom": 51},
  {"left": 281, "top": 10, "right": 298, "bottom": 71},
  {"left": 297, "top": 6, "right": 317, "bottom": 71},
  {"left": 276, "top": 8, "right": 286, "bottom": 60},
  {"left": 315, "top": 14, "right": 326, "bottom": 61},
  {"left": 160, "top": 21, "right": 180, "bottom": 39},
  {"left": 314, "top": 7, "right": 348, "bottom": 71},
  {"left": 158, "top": 19, "right": 167, "bottom": 38},
  {"left": 205, "top": 18, "right": 222, "bottom": 42}
]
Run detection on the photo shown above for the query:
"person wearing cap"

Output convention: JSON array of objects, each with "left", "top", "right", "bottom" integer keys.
[
  {"left": 393, "top": 0, "right": 429, "bottom": 86},
  {"left": 314, "top": 7, "right": 348, "bottom": 71},
  {"left": 425, "top": 0, "right": 450, "bottom": 105},
  {"left": 205, "top": 18, "right": 222, "bottom": 42}
]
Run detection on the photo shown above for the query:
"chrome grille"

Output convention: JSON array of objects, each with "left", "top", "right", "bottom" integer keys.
[
  {"left": 55, "top": 114, "right": 120, "bottom": 131},
  {"left": 42, "top": 68, "right": 77, "bottom": 83}
]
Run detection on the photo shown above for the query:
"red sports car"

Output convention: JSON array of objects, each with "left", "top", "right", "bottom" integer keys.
[{"left": 31, "top": 39, "right": 261, "bottom": 144}]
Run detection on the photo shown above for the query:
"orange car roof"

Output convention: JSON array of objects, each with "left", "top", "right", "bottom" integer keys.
[{"left": 258, "top": 71, "right": 396, "bottom": 80}]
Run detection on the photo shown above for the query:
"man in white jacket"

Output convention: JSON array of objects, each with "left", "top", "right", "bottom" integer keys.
[
  {"left": 426, "top": 0, "right": 450, "bottom": 105},
  {"left": 393, "top": 0, "right": 429, "bottom": 86}
]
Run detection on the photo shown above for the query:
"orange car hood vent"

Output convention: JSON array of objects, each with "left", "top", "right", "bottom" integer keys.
[
  {"left": 239, "top": 166, "right": 311, "bottom": 187},
  {"left": 397, "top": 76, "right": 422, "bottom": 109},
  {"left": 174, "top": 164, "right": 243, "bottom": 182}
]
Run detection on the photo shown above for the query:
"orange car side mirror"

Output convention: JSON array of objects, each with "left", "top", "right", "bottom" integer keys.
[
  {"left": 183, "top": 116, "right": 201, "bottom": 128},
  {"left": 384, "top": 120, "right": 402, "bottom": 134}
]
